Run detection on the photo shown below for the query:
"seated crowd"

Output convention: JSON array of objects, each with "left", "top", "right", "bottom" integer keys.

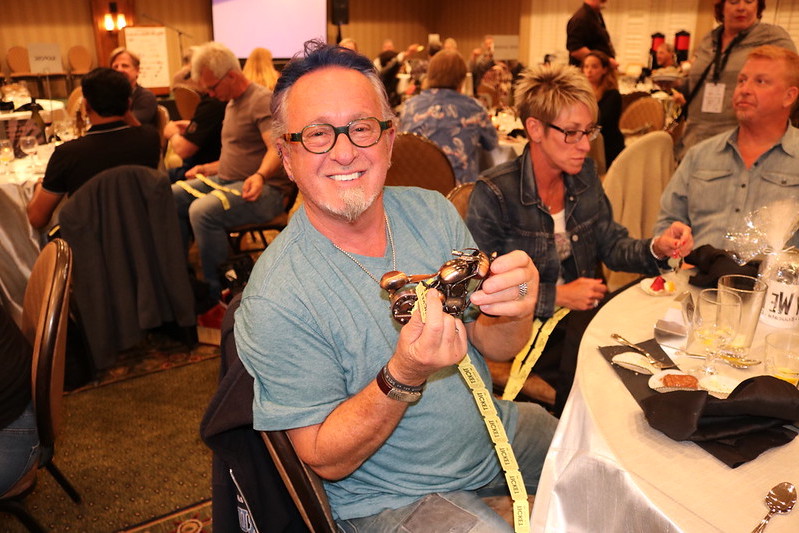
[{"left": 6, "top": 2, "right": 799, "bottom": 527}]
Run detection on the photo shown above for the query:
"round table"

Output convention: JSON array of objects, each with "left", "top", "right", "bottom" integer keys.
[{"left": 531, "top": 271, "right": 799, "bottom": 532}]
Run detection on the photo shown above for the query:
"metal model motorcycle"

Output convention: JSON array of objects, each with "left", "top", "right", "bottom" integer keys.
[{"left": 379, "top": 248, "right": 495, "bottom": 324}]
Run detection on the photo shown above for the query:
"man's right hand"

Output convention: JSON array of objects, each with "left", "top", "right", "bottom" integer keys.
[
  {"left": 389, "top": 289, "right": 467, "bottom": 387},
  {"left": 556, "top": 277, "right": 607, "bottom": 311}
]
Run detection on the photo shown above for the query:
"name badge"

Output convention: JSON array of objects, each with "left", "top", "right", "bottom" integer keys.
[{"left": 701, "top": 83, "right": 725, "bottom": 113}]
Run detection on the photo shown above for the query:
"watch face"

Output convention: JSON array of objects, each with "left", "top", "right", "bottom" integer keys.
[{"left": 387, "top": 388, "right": 421, "bottom": 403}]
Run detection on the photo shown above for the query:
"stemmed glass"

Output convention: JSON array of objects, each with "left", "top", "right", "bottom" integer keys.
[
  {"left": 691, "top": 288, "right": 742, "bottom": 375},
  {"left": 19, "top": 135, "right": 38, "bottom": 170},
  {"left": 0, "top": 140, "right": 14, "bottom": 176}
]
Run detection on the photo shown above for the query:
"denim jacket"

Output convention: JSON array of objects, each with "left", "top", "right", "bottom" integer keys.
[
  {"left": 656, "top": 124, "right": 799, "bottom": 249},
  {"left": 466, "top": 146, "right": 664, "bottom": 317}
]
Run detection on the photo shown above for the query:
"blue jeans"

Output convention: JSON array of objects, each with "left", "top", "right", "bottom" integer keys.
[
  {"left": 336, "top": 402, "right": 557, "bottom": 532},
  {"left": 0, "top": 402, "right": 40, "bottom": 494},
  {"left": 172, "top": 175, "right": 284, "bottom": 299}
]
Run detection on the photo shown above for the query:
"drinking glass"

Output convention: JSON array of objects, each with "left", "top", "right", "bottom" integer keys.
[
  {"left": 717, "top": 274, "right": 767, "bottom": 359},
  {"left": 692, "top": 288, "right": 742, "bottom": 375},
  {"left": 0, "top": 139, "right": 14, "bottom": 175},
  {"left": 765, "top": 332, "right": 799, "bottom": 387},
  {"left": 54, "top": 120, "right": 76, "bottom": 143},
  {"left": 19, "top": 135, "right": 38, "bottom": 169}
]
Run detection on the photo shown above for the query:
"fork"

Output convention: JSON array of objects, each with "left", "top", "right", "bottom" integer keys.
[{"left": 611, "top": 333, "right": 676, "bottom": 370}]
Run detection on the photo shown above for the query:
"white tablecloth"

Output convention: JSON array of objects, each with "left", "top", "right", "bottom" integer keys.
[
  {"left": 531, "top": 271, "right": 799, "bottom": 532},
  {"left": 0, "top": 99, "right": 66, "bottom": 124},
  {"left": 0, "top": 147, "right": 54, "bottom": 325}
]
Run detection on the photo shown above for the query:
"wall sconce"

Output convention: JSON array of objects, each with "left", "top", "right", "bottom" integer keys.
[{"left": 104, "top": 2, "right": 127, "bottom": 32}]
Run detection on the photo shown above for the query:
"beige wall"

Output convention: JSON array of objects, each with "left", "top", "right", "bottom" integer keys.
[
  {"left": 2, "top": 1, "right": 721, "bottom": 83},
  {"left": 1, "top": 0, "right": 96, "bottom": 76},
  {"left": 0, "top": 0, "right": 213, "bottom": 79},
  {"left": 329, "top": 0, "right": 521, "bottom": 61}
]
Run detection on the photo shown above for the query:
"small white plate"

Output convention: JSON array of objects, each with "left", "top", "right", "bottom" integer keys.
[
  {"left": 649, "top": 369, "right": 699, "bottom": 393},
  {"left": 698, "top": 375, "right": 741, "bottom": 399},
  {"left": 612, "top": 352, "right": 659, "bottom": 375},
  {"left": 639, "top": 277, "right": 677, "bottom": 297}
]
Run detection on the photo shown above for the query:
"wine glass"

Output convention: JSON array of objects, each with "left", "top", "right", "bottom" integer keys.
[
  {"left": 0, "top": 140, "right": 14, "bottom": 176},
  {"left": 691, "top": 288, "right": 742, "bottom": 375},
  {"left": 19, "top": 135, "right": 38, "bottom": 169}
]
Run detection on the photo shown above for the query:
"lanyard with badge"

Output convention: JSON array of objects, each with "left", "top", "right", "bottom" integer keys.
[{"left": 701, "top": 28, "right": 748, "bottom": 114}]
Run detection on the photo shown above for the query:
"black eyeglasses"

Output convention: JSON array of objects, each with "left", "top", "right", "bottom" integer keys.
[
  {"left": 207, "top": 69, "right": 231, "bottom": 93},
  {"left": 546, "top": 123, "right": 602, "bottom": 144},
  {"left": 284, "top": 117, "right": 393, "bottom": 154}
]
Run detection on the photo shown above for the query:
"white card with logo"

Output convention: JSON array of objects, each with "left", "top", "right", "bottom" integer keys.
[{"left": 701, "top": 83, "right": 725, "bottom": 113}]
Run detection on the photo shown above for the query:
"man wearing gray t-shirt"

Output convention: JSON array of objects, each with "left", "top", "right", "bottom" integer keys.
[
  {"left": 172, "top": 41, "right": 293, "bottom": 302},
  {"left": 236, "top": 41, "right": 557, "bottom": 532}
]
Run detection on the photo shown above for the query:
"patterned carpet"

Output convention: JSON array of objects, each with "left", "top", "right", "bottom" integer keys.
[
  {"left": 0, "top": 345, "right": 220, "bottom": 532},
  {"left": 118, "top": 499, "right": 212, "bottom": 533},
  {"left": 68, "top": 340, "right": 221, "bottom": 393}
]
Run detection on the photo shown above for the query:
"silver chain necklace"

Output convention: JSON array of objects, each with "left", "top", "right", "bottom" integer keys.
[{"left": 331, "top": 214, "right": 396, "bottom": 284}]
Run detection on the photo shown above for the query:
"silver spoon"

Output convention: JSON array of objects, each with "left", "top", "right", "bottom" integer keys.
[{"left": 750, "top": 481, "right": 796, "bottom": 533}]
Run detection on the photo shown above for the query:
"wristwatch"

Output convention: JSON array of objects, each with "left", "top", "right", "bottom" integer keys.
[{"left": 375, "top": 365, "right": 424, "bottom": 403}]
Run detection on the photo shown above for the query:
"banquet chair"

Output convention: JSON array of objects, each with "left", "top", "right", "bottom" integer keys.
[
  {"left": 156, "top": 104, "right": 170, "bottom": 148},
  {"left": 261, "top": 431, "right": 337, "bottom": 533},
  {"left": 66, "top": 45, "right": 92, "bottom": 91},
  {"left": 446, "top": 182, "right": 475, "bottom": 220},
  {"left": 0, "top": 239, "right": 79, "bottom": 533},
  {"left": 6, "top": 46, "right": 43, "bottom": 97},
  {"left": 65, "top": 87, "right": 83, "bottom": 119},
  {"left": 6, "top": 46, "right": 67, "bottom": 99},
  {"left": 173, "top": 85, "right": 201, "bottom": 120},
  {"left": 385, "top": 132, "right": 456, "bottom": 195},
  {"left": 602, "top": 131, "right": 675, "bottom": 291},
  {"left": 619, "top": 97, "right": 665, "bottom": 137}
]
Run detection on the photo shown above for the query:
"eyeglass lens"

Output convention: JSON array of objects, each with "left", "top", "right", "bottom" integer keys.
[
  {"left": 549, "top": 123, "right": 600, "bottom": 144},
  {"left": 301, "top": 118, "right": 384, "bottom": 153}
]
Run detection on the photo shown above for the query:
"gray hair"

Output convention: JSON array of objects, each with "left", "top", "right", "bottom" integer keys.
[{"left": 191, "top": 42, "right": 242, "bottom": 82}]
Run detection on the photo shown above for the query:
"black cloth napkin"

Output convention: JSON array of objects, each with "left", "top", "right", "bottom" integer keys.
[
  {"left": 684, "top": 244, "right": 759, "bottom": 288},
  {"left": 599, "top": 342, "right": 799, "bottom": 467},
  {"left": 599, "top": 339, "right": 676, "bottom": 403},
  {"left": 641, "top": 376, "right": 799, "bottom": 467}
]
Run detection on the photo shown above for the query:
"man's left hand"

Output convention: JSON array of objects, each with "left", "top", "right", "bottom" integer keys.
[
  {"left": 468, "top": 250, "right": 538, "bottom": 319},
  {"left": 241, "top": 173, "right": 264, "bottom": 202}
]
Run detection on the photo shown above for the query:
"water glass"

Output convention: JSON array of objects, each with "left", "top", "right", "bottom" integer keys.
[
  {"left": 717, "top": 274, "right": 767, "bottom": 359},
  {"left": 19, "top": 135, "right": 38, "bottom": 169},
  {"left": 765, "top": 332, "right": 799, "bottom": 387},
  {"left": 692, "top": 288, "right": 741, "bottom": 375}
]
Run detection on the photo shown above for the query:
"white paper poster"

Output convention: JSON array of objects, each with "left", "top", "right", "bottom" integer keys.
[
  {"left": 123, "top": 26, "right": 170, "bottom": 89},
  {"left": 28, "top": 43, "right": 62, "bottom": 74}
]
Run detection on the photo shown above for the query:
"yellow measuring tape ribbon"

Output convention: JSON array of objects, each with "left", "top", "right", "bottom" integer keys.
[
  {"left": 175, "top": 173, "right": 241, "bottom": 210},
  {"left": 412, "top": 283, "right": 530, "bottom": 533},
  {"left": 502, "top": 307, "right": 570, "bottom": 401}
]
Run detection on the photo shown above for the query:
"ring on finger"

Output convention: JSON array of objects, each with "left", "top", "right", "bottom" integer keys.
[
  {"left": 517, "top": 282, "right": 528, "bottom": 300},
  {"left": 592, "top": 299, "right": 599, "bottom": 308}
]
